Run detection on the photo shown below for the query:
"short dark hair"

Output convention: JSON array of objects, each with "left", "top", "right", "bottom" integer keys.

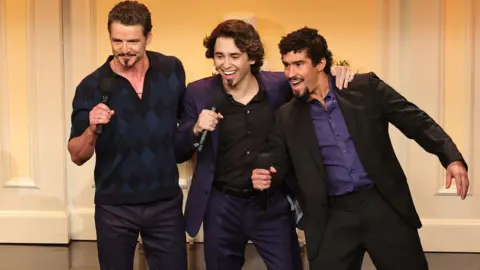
[
  {"left": 278, "top": 27, "right": 333, "bottom": 74},
  {"left": 107, "top": 1, "right": 152, "bottom": 36},
  {"left": 203, "top": 19, "right": 265, "bottom": 73}
]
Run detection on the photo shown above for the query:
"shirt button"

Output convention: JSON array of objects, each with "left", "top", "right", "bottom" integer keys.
[
  {"left": 246, "top": 151, "right": 250, "bottom": 155},
  {"left": 246, "top": 110, "right": 251, "bottom": 114},
  {"left": 351, "top": 169, "right": 355, "bottom": 173},
  {"left": 247, "top": 131, "right": 252, "bottom": 135},
  {"left": 336, "top": 134, "right": 340, "bottom": 137}
]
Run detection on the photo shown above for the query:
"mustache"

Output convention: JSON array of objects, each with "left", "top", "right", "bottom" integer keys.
[{"left": 117, "top": 53, "right": 136, "bottom": 57}]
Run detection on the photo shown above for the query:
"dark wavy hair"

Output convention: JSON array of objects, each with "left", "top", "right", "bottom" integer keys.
[
  {"left": 278, "top": 27, "right": 333, "bottom": 74},
  {"left": 203, "top": 19, "right": 265, "bottom": 73},
  {"left": 107, "top": 1, "right": 152, "bottom": 37}
]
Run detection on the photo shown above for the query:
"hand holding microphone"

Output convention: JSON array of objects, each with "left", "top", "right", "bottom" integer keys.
[
  {"left": 252, "top": 153, "right": 276, "bottom": 191},
  {"left": 89, "top": 104, "right": 114, "bottom": 134},
  {"left": 193, "top": 91, "right": 225, "bottom": 152},
  {"left": 253, "top": 153, "right": 274, "bottom": 215},
  {"left": 89, "top": 78, "right": 115, "bottom": 134},
  {"left": 193, "top": 109, "right": 224, "bottom": 136}
]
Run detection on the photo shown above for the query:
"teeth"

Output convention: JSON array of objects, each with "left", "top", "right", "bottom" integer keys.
[{"left": 224, "top": 70, "right": 236, "bottom": 75}]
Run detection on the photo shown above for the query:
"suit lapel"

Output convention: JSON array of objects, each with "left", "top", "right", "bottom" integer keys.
[
  {"left": 333, "top": 87, "right": 366, "bottom": 160},
  {"left": 293, "top": 85, "right": 363, "bottom": 176},
  {"left": 293, "top": 100, "right": 325, "bottom": 173},
  {"left": 260, "top": 75, "right": 279, "bottom": 123}
]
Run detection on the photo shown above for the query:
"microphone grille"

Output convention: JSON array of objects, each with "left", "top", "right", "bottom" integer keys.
[
  {"left": 255, "top": 153, "right": 271, "bottom": 170},
  {"left": 100, "top": 77, "right": 115, "bottom": 94},
  {"left": 212, "top": 90, "right": 225, "bottom": 110}
]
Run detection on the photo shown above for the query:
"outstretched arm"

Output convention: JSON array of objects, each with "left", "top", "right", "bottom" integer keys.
[{"left": 371, "top": 72, "right": 469, "bottom": 199}]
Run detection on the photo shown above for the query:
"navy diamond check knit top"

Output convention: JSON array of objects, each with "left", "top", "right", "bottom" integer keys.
[{"left": 69, "top": 51, "right": 185, "bottom": 205}]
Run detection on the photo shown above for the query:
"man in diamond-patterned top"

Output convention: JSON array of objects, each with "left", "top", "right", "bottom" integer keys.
[{"left": 67, "top": 1, "right": 187, "bottom": 269}]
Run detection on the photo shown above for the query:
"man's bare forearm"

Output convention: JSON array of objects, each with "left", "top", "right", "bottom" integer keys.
[{"left": 68, "top": 127, "right": 98, "bottom": 166}]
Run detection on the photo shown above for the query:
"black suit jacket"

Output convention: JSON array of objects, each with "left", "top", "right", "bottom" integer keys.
[{"left": 268, "top": 72, "right": 467, "bottom": 260}]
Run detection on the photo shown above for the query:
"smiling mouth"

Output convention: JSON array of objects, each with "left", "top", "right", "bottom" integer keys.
[
  {"left": 223, "top": 70, "right": 237, "bottom": 75},
  {"left": 290, "top": 79, "right": 303, "bottom": 86}
]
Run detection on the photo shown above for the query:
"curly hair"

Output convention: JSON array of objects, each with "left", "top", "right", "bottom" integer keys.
[
  {"left": 107, "top": 1, "right": 152, "bottom": 37},
  {"left": 278, "top": 27, "right": 333, "bottom": 74},
  {"left": 203, "top": 19, "right": 265, "bottom": 73}
]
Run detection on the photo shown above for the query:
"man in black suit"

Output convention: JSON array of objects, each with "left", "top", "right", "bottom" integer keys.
[{"left": 251, "top": 27, "right": 470, "bottom": 270}]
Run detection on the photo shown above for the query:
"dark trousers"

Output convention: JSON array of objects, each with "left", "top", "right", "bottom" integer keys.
[
  {"left": 310, "top": 186, "right": 429, "bottom": 270},
  {"left": 203, "top": 186, "right": 303, "bottom": 270},
  {"left": 94, "top": 192, "right": 187, "bottom": 270}
]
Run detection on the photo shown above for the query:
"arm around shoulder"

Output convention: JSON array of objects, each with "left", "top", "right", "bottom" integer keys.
[{"left": 175, "top": 83, "right": 201, "bottom": 163}]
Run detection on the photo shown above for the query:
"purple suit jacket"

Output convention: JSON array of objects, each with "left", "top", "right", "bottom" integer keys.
[{"left": 175, "top": 71, "right": 293, "bottom": 237}]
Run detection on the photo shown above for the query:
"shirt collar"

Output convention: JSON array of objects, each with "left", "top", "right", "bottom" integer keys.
[{"left": 220, "top": 73, "right": 267, "bottom": 102}]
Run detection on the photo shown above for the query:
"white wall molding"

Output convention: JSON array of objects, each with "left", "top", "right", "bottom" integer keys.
[
  {"left": 472, "top": 0, "right": 480, "bottom": 196},
  {"left": 3, "top": 177, "right": 39, "bottom": 189},
  {"left": 0, "top": 210, "right": 69, "bottom": 244},
  {"left": 63, "top": 0, "right": 99, "bottom": 241},
  {"left": 436, "top": 0, "right": 475, "bottom": 196},
  {"left": 0, "top": 0, "right": 12, "bottom": 186},
  {"left": 0, "top": 0, "right": 69, "bottom": 244},
  {"left": 420, "top": 218, "right": 480, "bottom": 252}
]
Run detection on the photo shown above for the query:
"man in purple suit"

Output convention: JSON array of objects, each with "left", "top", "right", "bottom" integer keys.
[{"left": 175, "top": 19, "right": 354, "bottom": 270}]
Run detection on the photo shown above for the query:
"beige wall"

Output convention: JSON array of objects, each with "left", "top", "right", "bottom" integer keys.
[
  {"left": 0, "top": 0, "right": 479, "bottom": 252},
  {"left": 0, "top": 0, "right": 68, "bottom": 243}
]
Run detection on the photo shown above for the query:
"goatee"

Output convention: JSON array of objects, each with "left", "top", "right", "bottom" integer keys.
[{"left": 294, "top": 88, "right": 312, "bottom": 102}]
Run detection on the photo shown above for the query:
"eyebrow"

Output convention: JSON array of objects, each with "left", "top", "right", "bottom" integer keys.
[
  {"left": 111, "top": 38, "right": 141, "bottom": 42},
  {"left": 283, "top": 60, "right": 304, "bottom": 65},
  {"left": 214, "top": 52, "right": 242, "bottom": 56}
]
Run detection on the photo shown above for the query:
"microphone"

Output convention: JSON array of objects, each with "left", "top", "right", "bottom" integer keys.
[
  {"left": 195, "top": 91, "right": 224, "bottom": 152},
  {"left": 255, "top": 152, "right": 272, "bottom": 215},
  {"left": 96, "top": 77, "right": 115, "bottom": 134},
  {"left": 196, "top": 105, "right": 217, "bottom": 152}
]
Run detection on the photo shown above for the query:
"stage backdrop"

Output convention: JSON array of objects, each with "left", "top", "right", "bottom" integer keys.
[{"left": 0, "top": 0, "right": 479, "bottom": 252}]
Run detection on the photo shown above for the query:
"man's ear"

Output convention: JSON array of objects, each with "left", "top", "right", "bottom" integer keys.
[
  {"left": 146, "top": 32, "right": 152, "bottom": 45},
  {"left": 316, "top": 57, "right": 326, "bottom": 72}
]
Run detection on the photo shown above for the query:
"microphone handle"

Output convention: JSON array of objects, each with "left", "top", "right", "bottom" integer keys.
[
  {"left": 261, "top": 189, "right": 268, "bottom": 215},
  {"left": 256, "top": 153, "right": 271, "bottom": 215},
  {"left": 96, "top": 95, "right": 109, "bottom": 134},
  {"left": 196, "top": 106, "right": 217, "bottom": 152}
]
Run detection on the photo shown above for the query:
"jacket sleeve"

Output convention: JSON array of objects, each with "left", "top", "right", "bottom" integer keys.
[
  {"left": 266, "top": 111, "right": 294, "bottom": 186},
  {"left": 175, "top": 83, "right": 201, "bottom": 163},
  {"left": 370, "top": 72, "right": 468, "bottom": 170}
]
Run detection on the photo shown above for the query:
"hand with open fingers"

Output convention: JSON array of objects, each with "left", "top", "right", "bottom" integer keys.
[
  {"left": 251, "top": 167, "right": 276, "bottom": 191},
  {"left": 193, "top": 109, "right": 223, "bottom": 136},
  {"left": 89, "top": 103, "right": 114, "bottom": 133},
  {"left": 330, "top": 66, "right": 355, "bottom": 90},
  {"left": 445, "top": 161, "right": 469, "bottom": 200}
]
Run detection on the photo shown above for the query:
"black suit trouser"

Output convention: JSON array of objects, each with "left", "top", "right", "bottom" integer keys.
[{"left": 309, "top": 186, "right": 428, "bottom": 270}]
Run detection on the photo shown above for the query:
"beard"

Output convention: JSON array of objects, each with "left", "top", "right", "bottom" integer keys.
[
  {"left": 289, "top": 76, "right": 311, "bottom": 102},
  {"left": 294, "top": 87, "right": 312, "bottom": 102},
  {"left": 116, "top": 53, "right": 140, "bottom": 69}
]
